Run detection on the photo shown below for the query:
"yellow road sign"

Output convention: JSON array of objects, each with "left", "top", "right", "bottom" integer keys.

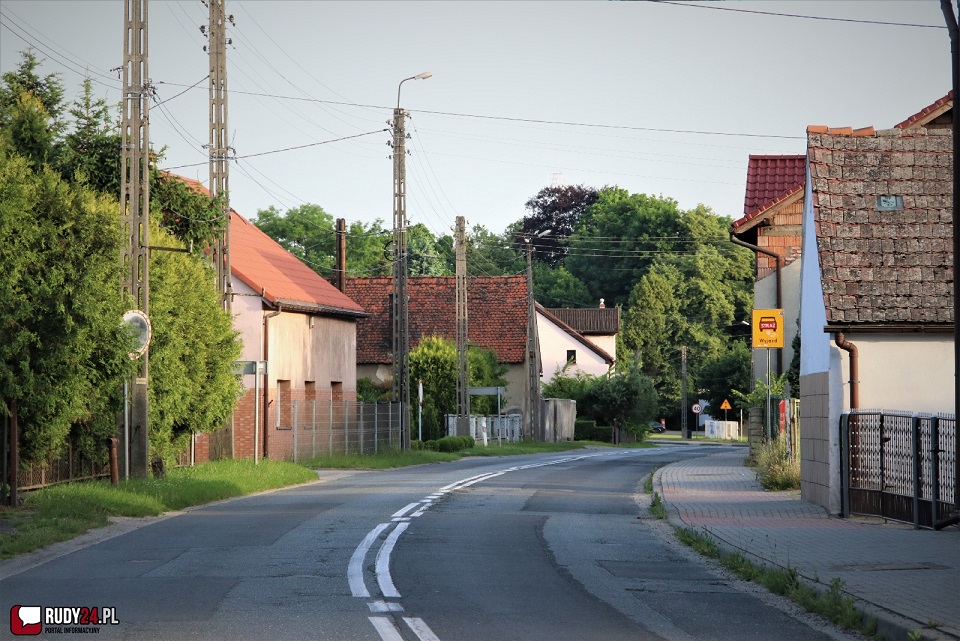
[
  {"left": 752, "top": 309, "right": 784, "bottom": 349},
  {"left": 720, "top": 399, "right": 732, "bottom": 410}
]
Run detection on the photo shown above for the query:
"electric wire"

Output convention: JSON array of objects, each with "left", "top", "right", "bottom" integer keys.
[{"left": 647, "top": 1, "right": 947, "bottom": 29}]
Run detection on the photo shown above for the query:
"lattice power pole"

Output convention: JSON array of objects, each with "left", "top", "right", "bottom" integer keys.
[
  {"left": 207, "top": 0, "right": 234, "bottom": 459},
  {"left": 208, "top": 0, "right": 232, "bottom": 312},
  {"left": 390, "top": 104, "right": 411, "bottom": 447},
  {"left": 120, "top": 0, "right": 151, "bottom": 477},
  {"left": 455, "top": 216, "right": 469, "bottom": 425}
]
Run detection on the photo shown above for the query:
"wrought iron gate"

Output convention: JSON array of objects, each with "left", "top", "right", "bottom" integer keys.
[{"left": 841, "top": 410, "right": 957, "bottom": 529}]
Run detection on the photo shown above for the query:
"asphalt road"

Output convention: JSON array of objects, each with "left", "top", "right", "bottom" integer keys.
[{"left": 1, "top": 446, "right": 861, "bottom": 641}]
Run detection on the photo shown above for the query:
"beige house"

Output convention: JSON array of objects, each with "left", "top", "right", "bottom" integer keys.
[{"left": 538, "top": 305, "right": 617, "bottom": 382}]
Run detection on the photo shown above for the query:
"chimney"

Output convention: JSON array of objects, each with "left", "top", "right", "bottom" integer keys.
[{"left": 599, "top": 298, "right": 605, "bottom": 308}]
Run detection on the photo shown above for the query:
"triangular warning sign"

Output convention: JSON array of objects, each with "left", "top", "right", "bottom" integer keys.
[{"left": 720, "top": 399, "right": 732, "bottom": 410}]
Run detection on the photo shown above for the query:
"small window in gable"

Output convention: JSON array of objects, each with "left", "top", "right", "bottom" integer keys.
[{"left": 566, "top": 350, "right": 577, "bottom": 364}]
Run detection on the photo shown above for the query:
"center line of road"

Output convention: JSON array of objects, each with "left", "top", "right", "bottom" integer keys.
[
  {"left": 376, "top": 521, "right": 409, "bottom": 598},
  {"left": 349, "top": 522, "right": 391, "bottom": 597}
]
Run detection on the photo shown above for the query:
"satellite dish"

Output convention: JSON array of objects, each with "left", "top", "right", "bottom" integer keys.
[{"left": 123, "top": 310, "right": 152, "bottom": 359}]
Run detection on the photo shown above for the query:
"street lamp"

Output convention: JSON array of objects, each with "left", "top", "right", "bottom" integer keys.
[{"left": 391, "top": 72, "right": 431, "bottom": 448}]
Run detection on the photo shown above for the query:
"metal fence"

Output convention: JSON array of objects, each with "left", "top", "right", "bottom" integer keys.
[
  {"left": 841, "top": 410, "right": 957, "bottom": 530},
  {"left": 12, "top": 441, "right": 110, "bottom": 491},
  {"left": 445, "top": 414, "right": 522, "bottom": 443},
  {"left": 288, "top": 400, "right": 403, "bottom": 462}
]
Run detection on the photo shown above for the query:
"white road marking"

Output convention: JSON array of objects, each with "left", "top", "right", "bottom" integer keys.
[
  {"left": 376, "top": 521, "right": 409, "bottom": 598},
  {"left": 349, "top": 523, "right": 391, "bottom": 597},
  {"left": 368, "top": 601, "right": 404, "bottom": 612},
  {"left": 392, "top": 502, "right": 421, "bottom": 518},
  {"left": 404, "top": 617, "right": 442, "bottom": 641},
  {"left": 368, "top": 616, "right": 405, "bottom": 641}
]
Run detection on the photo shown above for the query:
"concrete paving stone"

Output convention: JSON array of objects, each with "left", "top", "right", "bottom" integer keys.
[{"left": 655, "top": 447, "right": 960, "bottom": 641}]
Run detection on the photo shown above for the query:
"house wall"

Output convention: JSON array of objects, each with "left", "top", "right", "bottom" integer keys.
[
  {"left": 756, "top": 199, "right": 803, "bottom": 277},
  {"left": 588, "top": 334, "right": 617, "bottom": 359},
  {"left": 798, "top": 165, "right": 841, "bottom": 512},
  {"left": 753, "top": 258, "right": 801, "bottom": 388},
  {"left": 834, "top": 334, "right": 954, "bottom": 414},
  {"left": 538, "top": 313, "right": 611, "bottom": 382}
]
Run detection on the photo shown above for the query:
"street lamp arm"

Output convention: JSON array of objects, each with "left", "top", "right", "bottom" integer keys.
[{"left": 397, "top": 71, "right": 433, "bottom": 109}]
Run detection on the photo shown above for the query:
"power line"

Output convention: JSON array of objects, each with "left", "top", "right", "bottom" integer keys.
[{"left": 647, "top": 1, "right": 947, "bottom": 29}]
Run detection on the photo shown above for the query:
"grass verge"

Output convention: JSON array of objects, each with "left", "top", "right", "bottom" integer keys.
[
  {"left": 674, "top": 527, "right": 877, "bottom": 638},
  {"left": 748, "top": 439, "right": 801, "bottom": 491},
  {"left": 301, "top": 449, "right": 461, "bottom": 469},
  {"left": 0, "top": 459, "right": 317, "bottom": 560}
]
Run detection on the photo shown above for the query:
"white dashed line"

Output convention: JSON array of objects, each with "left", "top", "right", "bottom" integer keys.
[{"left": 349, "top": 523, "right": 391, "bottom": 597}]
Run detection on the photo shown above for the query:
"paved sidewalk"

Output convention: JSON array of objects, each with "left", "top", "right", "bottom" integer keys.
[{"left": 655, "top": 448, "right": 960, "bottom": 641}]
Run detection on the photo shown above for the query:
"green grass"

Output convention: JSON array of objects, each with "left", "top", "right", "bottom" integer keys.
[
  {"left": 749, "top": 439, "right": 801, "bottom": 491},
  {"left": 649, "top": 492, "right": 667, "bottom": 519},
  {"left": 648, "top": 432, "right": 747, "bottom": 444},
  {"left": 674, "top": 527, "right": 877, "bottom": 638},
  {"left": 0, "top": 459, "right": 317, "bottom": 560},
  {"left": 301, "top": 449, "right": 461, "bottom": 469}
]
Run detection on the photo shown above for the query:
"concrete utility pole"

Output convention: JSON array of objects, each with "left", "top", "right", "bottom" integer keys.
[
  {"left": 120, "top": 0, "right": 151, "bottom": 477},
  {"left": 681, "top": 346, "right": 689, "bottom": 439},
  {"left": 455, "top": 216, "right": 469, "bottom": 429},
  {"left": 206, "top": 0, "right": 234, "bottom": 459},
  {"left": 208, "top": 0, "right": 232, "bottom": 313},
  {"left": 525, "top": 239, "right": 540, "bottom": 440},
  {"left": 391, "top": 72, "right": 430, "bottom": 448}
]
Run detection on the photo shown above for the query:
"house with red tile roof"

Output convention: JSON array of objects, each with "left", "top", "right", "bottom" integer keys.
[
  {"left": 169, "top": 175, "right": 366, "bottom": 462},
  {"left": 344, "top": 275, "right": 535, "bottom": 428},
  {"left": 730, "top": 155, "right": 806, "bottom": 405},
  {"left": 798, "top": 125, "right": 952, "bottom": 513}
]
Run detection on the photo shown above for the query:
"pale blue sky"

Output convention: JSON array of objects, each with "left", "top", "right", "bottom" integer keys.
[{"left": 0, "top": 1, "right": 950, "bottom": 237}]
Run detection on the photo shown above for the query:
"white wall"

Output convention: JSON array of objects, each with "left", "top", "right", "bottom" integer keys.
[{"left": 537, "top": 311, "right": 611, "bottom": 382}]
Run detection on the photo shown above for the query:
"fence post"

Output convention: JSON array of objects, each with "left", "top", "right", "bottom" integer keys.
[
  {"left": 389, "top": 403, "right": 393, "bottom": 450},
  {"left": 374, "top": 402, "right": 379, "bottom": 454},
  {"left": 912, "top": 414, "right": 921, "bottom": 529},
  {"left": 931, "top": 415, "right": 940, "bottom": 526},
  {"left": 344, "top": 399, "right": 349, "bottom": 455},
  {"left": 312, "top": 399, "right": 317, "bottom": 459},
  {"left": 840, "top": 413, "right": 850, "bottom": 518},
  {"left": 360, "top": 402, "right": 365, "bottom": 455},
  {"left": 329, "top": 398, "right": 334, "bottom": 456},
  {"left": 293, "top": 400, "right": 299, "bottom": 463}
]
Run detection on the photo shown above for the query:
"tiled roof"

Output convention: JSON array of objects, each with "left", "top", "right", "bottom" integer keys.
[
  {"left": 543, "top": 307, "right": 620, "bottom": 335},
  {"left": 345, "top": 276, "right": 528, "bottom": 364},
  {"left": 806, "top": 126, "right": 952, "bottom": 326},
  {"left": 167, "top": 174, "right": 364, "bottom": 317},
  {"left": 742, "top": 155, "right": 806, "bottom": 217},
  {"left": 895, "top": 91, "right": 952, "bottom": 130}
]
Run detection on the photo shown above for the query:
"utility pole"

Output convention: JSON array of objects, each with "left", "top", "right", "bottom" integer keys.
[
  {"left": 391, "top": 98, "right": 411, "bottom": 448},
  {"left": 120, "top": 0, "right": 151, "bottom": 478},
  {"left": 208, "top": 0, "right": 232, "bottom": 312},
  {"left": 525, "top": 239, "right": 540, "bottom": 440},
  {"left": 455, "top": 216, "right": 469, "bottom": 432},
  {"left": 391, "top": 72, "right": 430, "bottom": 448},
  {"left": 681, "top": 346, "right": 689, "bottom": 439},
  {"left": 207, "top": 0, "right": 234, "bottom": 459}
]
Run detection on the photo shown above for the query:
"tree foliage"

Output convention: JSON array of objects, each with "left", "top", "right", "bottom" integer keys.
[
  {"left": 148, "top": 226, "right": 243, "bottom": 460},
  {"left": 519, "top": 184, "right": 599, "bottom": 267},
  {"left": 0, "top": 146, "right": 134, "bottom": 462},
  {"left": 409, "top": 336, "right": 506, "bottom": 441},
  {"left": 543, "top": 363, "right": 658, "bottom": 434}
]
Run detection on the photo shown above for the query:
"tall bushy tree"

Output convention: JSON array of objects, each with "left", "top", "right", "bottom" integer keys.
[
  {"left": 0, "top": 146, "right": 133, "bottom": 462},
  {"left": 519, "top": 184, "right": 599, "bottom": 267},
  {"left": 148, "top": 225, "right": 242, "bottom": 460}
]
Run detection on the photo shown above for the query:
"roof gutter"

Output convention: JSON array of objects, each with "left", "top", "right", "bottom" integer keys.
[
  {"left": 730, "top": 233, "right": 783, "bottom": 376},
  {"left": 834, "top": 332, "right": 859, "bottom": 410}
]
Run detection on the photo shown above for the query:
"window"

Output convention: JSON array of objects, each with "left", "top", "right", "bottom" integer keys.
[
  {"left": 331, "top": 381, "right": 343, "bottom": 402},
  {"left": 566, "top": 350, "right": 577, "bottom": 364}
]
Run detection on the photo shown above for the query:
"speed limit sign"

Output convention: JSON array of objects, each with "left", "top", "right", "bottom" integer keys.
[{"left": 692, "top": 403, "right": 703, "bottom": 414}]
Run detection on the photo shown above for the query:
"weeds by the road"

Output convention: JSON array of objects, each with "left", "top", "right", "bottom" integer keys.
[
  {"left": 302, "top": 450, "right": 460, "bottom": 469},
  {"left": 675, "top": 527, "right": 877, "bottom": 637},
  {"left": 749, "top": 439, "right": 801, "bottom": 491},
  {"left": 649, "top": 493, "right": 667, "bottom": 520},
  {"left": 0, "top": 459, "right": 316, "bottom": 560}
]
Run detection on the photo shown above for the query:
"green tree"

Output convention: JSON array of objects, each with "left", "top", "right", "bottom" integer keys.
[
  {"left": 581, "top": 363, "right": 658, "bottom": 433},
  {"left": 254, "top": 203, "right": 336, "bottom": 273},
  {"left": 0, "top": 146, "right": 133, "bottom": 463},
  {"left": 407, "top": 222, "right": 448, "bottom": 276},
  {"left": 151, "top": 169, "right": 227, "bottom": 252},
  {"left": 148, "top": 225, "right": 243, "bottom": 460},
  {"left": 0, "top": 50, "right": 65, "bottom": 130},
  {"left": 60, "top": 78, "right": 120, "bottom": 196},
  {"left": 697, "top": 340, "right": 752, "bottom": 417},
  {"left": 346, "top": 219, "right": 392, "bottom": 277},
  {"left": 467, "top": 223, "right": 524, "bottom": 276},
  {"left": 532, "top": 263, "right": 593, "bottom": 308}
]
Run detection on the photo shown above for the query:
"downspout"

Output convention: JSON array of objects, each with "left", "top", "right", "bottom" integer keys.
[
  {"left": 263, "top": 302, "right": 282, "bottom": 459},
  {"left": 834, "top": 333, "right": 859, "bottom": 410},
  {"left": 730, "top": 234, "right": 783, "bottom": 376}
]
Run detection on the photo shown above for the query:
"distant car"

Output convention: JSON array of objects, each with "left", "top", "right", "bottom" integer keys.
[{"left": 649, "top": 421, "right": 666, "bottom": 434}]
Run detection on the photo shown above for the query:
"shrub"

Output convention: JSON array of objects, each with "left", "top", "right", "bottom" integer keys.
[
  {"left": 751, "top": 438, "right": 800, "bottom": 490},
  {"left": 574, "top": 420, "right": 612, "bottom": 442}
]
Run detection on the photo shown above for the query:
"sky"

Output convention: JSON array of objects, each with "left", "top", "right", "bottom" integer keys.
[{"left": 0, "top": 1, "right": 951, "bottom": 238}]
